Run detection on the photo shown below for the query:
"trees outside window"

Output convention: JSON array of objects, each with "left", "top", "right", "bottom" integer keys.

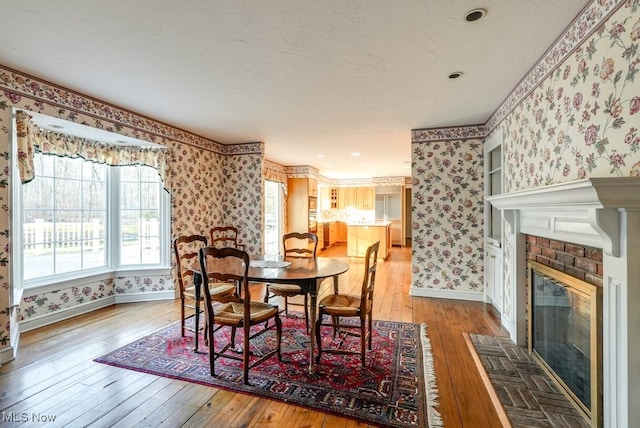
[{"left": 21, "top": 153, "right": 166, "bottom": 284}]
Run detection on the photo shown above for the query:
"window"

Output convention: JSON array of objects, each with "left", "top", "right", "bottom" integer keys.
[
  {"left": 119, "top": 165, "right": 162, "bottom": 265},
  {"left": 20, "top": 152, "right": 168, "bottom": 287}
]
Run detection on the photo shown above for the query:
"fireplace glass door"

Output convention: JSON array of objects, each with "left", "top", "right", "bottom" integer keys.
[{"left": 528, "top": 261, "right": 602, "bottom": 426}]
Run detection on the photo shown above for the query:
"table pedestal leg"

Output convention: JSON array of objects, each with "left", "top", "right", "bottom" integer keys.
[{"left": 308, "top": 285, "right": 317, "bottom": 374}]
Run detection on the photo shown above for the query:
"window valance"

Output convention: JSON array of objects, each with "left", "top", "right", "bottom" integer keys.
[{"left": 15, "top": 110, "right": 170, "bottom": 191}]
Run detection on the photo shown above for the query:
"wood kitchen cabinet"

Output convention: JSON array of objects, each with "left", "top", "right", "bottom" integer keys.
[
  {"left": 335, "top": 187, "right": 374, "bottom": 210},
  {"left": 357, "top": 187, "right": 375, "bottom": 210}
]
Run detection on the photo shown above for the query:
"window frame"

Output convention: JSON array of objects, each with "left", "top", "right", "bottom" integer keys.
[{"left": 13, "top": 129, "right": 171, "bottom": 292}]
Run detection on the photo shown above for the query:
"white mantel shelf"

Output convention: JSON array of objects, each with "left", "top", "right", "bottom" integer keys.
[
  {"left": 487, "top": 177, "right": 640, "bottom": 210},
  {"left": 488, "top": 178, "right": 640, "bottom": 258},
  {"left": 487, "top": 177, "right": 640, "bottom": 428}
]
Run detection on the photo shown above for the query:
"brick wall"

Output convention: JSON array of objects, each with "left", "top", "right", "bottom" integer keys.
[{"left": 525, "top": 235, "right": 603, "bottom": 287}]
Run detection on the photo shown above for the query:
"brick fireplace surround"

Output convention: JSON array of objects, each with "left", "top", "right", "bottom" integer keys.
[
  {"left": 488, "top": 178, "right": 640, "bottom": 428},
  {"left": 526, "top": 236, "right": 603, "bottom": 288}
]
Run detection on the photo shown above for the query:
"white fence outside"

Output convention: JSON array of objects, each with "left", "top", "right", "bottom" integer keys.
[{"left": 23, "top": 219, "right": 159, "bottom": 254}]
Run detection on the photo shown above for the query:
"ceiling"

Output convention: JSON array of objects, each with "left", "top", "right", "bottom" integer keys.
[{"left": 1, "top": 0, "right": 587, "bottom": 179}]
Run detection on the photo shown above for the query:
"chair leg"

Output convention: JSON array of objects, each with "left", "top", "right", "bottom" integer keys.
[
  {"left": 208, "top": 320, "right": 216, "bottom": 376},
  {"left": 263, "top": 286, "right": 271, "bottom": 330},
  {"left": 361, "top": 319, "right": 367, "bottom": 367},
  {"left": 315, "top": 314, "right": 323, "bottom": 363},
  {"left": 180, "top": 298, "right": 186, "bottom": 337},
  {"left": 283, "top": 296, "right": 289, "bottom": 317},
  {"left": 275, "top": 314, "right": 283, "bottom": 361},
  {"left": 243, "top": 324, "right": 251, "bottom": 385},
  {"left": 303, "top": 294, "right": 309, "bottom": 333},
  {"left": 368, "top": 314, "right": 373, "bottom": 350}
]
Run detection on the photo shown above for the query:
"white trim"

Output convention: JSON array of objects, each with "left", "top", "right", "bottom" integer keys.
[
  {"left": 19, "top": 296, "right": 116, "bottom": 332},
  {"left": 409, "top": 287, "right": 484, "bottom": 301},
  {"left": 114, "top": 290, "right": 175, "bottom": 303},
  {"left": 487, "top": 178, "right": 640, "bottom": 210},
  {"left": 18, "top": 290, "right": 175, "bottom": 333},
  {"left": 0, "top": 346, "right": 16, "bottom": 366}
]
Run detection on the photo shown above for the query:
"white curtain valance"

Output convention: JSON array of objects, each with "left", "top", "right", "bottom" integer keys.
[{"left": 15, "top": 110, "right": 170, "bottom": 191}]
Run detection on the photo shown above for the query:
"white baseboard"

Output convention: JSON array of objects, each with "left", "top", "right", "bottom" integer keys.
[
  {"left": 0, "top": 345, "right": 15, "bottom": 366},
  {"left": 114, "top": 290, "right": 176, "bottom": 303},
  {"left": 18, "top": 291, "right": 176, "bottom": 333},
  {"left": 409, "top": 287, "right": 485, "bottom": 302}
]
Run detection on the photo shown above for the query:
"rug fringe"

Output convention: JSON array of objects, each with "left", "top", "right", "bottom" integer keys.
[{"left": 421, "top": 323, "right": 444, "bottom": 428}]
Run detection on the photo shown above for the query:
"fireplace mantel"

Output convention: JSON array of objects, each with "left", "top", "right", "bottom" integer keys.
[
  {"left": 487, "top": 177, "right": 640, "bottom": 428},
  {"left": 487, "top": 177, "right": 640, "bottom": 210},
  {"left": 487, "top": 178, "right": 640, "bottom": 257}
]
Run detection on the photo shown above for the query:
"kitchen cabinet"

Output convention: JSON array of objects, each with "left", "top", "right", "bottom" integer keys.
[
  {"left": 329, "top": 221, "right": 338, "bottom": 246},
  {"left": 357, "top": 187, "right": 375, "bottom": 210},
  {"left": 287, "top": 177, "right": 317, "bottom": 234},
  {"left": 308, "top": 178, "right": 317, "bottom": 197},
  {"left": 347, "top": 222, "right": 390, "bottom": 260},
  {"left": 320, "top": 187, "right": 331, "bottom": 211},
  {"left": 329, "top": 187, "right": 338, "bottom": 209},
  {"left": 317, "top": 223, "right": 325, "bottom": 250},
  {"left": 335, "top": 187, "right": 374, "bottom": 210}
]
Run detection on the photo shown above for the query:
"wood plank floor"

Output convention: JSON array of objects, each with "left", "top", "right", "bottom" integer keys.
[{"left": 0, "top": 245, "right": 508, "bottom": 427}]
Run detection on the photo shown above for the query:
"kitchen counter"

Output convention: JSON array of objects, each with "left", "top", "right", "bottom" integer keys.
[
  {"left": 346, "top": 221, "right": 392, "bottom": 227},
  {"left": 346, "top": 222, "right": 391, "bottom": 260}
]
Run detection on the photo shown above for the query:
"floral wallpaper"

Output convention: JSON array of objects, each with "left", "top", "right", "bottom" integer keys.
[
  {"left": 0, "top": 67, "right": 264, "bottom": 351},
  {"left": 410, "top": 138, "right": 484, "bottom": 293},
  {"left": 503, "top": 1, "right": 640, "bottom": 191},
  {"left": 410, "top": 1, "right": 637, "bottom": 299}
]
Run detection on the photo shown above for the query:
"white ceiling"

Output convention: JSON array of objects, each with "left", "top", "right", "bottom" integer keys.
[{"left": 1, "top": 0, "right": 587, "bottom": 179}]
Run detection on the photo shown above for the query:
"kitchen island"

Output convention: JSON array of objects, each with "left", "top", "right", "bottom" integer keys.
[{"left": 346, "top": 221, "right": 391, "bottom": 260}]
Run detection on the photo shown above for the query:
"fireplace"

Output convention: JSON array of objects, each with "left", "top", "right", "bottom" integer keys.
[
  {"left": 486, "top": 177, "right": 640, "bottom": 428},
  {"left": 528, "top": 260, "right": 602, "bottom": 427}
]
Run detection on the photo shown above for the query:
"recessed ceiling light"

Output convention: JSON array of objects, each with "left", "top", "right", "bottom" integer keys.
[
  {"left": 351, "top": 152, "right": 360, "bottom": 157},
  {"left": 448, "top": 72, "right": 463, "bottom": 79},
  {"left": 465, "top": 8, "right": 486, "bottom": 22},
  {"left": 318, "top": 154, "right": 325, "bottom": 158}
]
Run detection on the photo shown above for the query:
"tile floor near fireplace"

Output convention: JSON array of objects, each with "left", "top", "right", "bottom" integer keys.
[{"left": 468, "top": 333, "right": 591, "bottom": 428}]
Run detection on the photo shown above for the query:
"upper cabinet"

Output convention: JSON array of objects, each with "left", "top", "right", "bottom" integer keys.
[
  {"left": 331, "top": 187, "right": 374, "bottom": 211},
  {"left": 484, "top": 130, "right": 503, "bottom": 245},
  {"left": 308, "top": 178, "right": 317, "bottom": 197},
  {"left": 329, "top": 187, "right": 338, "bottom": 209}
]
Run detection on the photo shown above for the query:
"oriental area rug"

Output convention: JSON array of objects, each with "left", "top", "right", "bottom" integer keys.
[{"left": 95, "top": 315, "right": 442, "bottom": 428}]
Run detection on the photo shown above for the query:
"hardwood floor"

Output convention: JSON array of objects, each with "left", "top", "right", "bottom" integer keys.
[{"left": 1, "top": 245, "right": 508, "bottom": 427}]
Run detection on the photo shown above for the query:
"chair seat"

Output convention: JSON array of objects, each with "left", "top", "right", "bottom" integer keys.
[
  {"left": 184, "top": 283, "right": 236, "bottom": 301},
  {"left": 214, "top": 301, "right": 279, "bottom": 325},
  {"left": 267, "top": 283, "right": 304, "bottom": 297},
  {"left": 318, "top": 293, "right": 371, "bottom": 317}
]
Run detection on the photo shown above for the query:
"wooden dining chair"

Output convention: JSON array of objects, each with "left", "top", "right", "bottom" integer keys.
[
  {"left": 210, "top": 226, "right": 243, "bottom": 249},
  {"left": 315, "top": 240, "right": 380, "bottom": 367},
  {"left": 173, "top": 235, "right": 236, "bottom": 341},
  {"left": 199, "top": 246, "right": 282, "bottom": 385},
  {"left": 264, "top": 232, "right": 318, "bottom": 332}
]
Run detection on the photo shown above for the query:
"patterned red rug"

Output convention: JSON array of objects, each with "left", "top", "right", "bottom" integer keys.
[{"left": 95, "top": 315, "right": 442, "bottom": 428}]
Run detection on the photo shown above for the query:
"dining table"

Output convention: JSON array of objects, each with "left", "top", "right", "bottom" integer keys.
[{"left": 192, "top": 254, "right": 350, "bottom": 373}]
